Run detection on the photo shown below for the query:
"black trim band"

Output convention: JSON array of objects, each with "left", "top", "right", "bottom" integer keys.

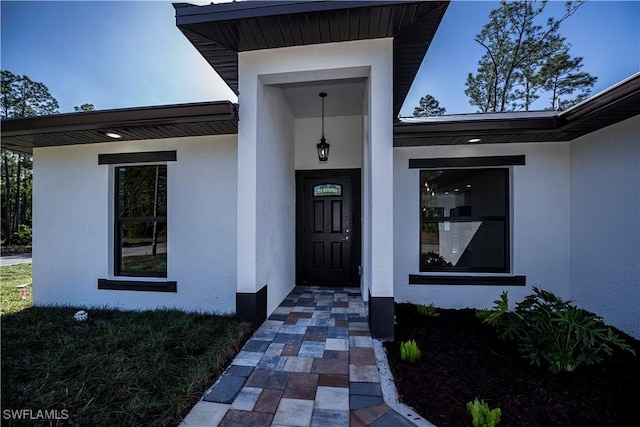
[
  {"left": 98, "top": 150, "right": 177, "bottom": 165},
  {"left": 98, "top": 278, "right": 177, "bottom": 292},
  {"left": 368, "top": 292, "right": 394, "bottom": 341},
  {"left": 236, "top": 284, "right": 268, "bottom": 327},
  {"left": 409, "top": 155, "right": 526, "bottom": 169},
  {"left": 409, "top": 275, "right": 526, "bottom": 286}
]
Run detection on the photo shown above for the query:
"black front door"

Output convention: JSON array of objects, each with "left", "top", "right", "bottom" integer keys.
[{"left": 296, "top": 169, "right": 361, "bottom": 286}]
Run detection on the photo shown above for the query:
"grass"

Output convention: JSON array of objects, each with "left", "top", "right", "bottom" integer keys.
[
  {"left": 0, "top": 264, "right": 254, "bottom": 426},
  {"left": 1, "top": 263, "right": 33, "bottom": 314}
]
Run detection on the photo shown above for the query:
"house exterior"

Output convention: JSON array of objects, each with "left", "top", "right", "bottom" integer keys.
[{"left": 2, "top": 1, "right": 639, "bottom": 340}]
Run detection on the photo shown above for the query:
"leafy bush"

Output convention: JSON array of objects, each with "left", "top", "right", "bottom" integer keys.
[
  {"left": 417, "top": 303, "right": 440, "bottom": 318},
  {"left": 400, "top": 339, "right": 422, "bottom": 363},
  {"left": 12, "top": 224, "right": 32, "bottom": 245},
  {"left": 475, "top": 308, "right": 492, "bottom": 322},
  {"left": 482, "top": 287, "right": 635, "bottom": 373},
  {"left": 466, "top": 399, "right": 501, "bottom": 427}
]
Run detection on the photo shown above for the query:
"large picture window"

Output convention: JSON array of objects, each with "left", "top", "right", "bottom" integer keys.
[
  {"left": 115, "top": 165, "right": 167, "bottom": 277},
  {"left": 420, "top": 168, "right": 509, "bottom": 273}
]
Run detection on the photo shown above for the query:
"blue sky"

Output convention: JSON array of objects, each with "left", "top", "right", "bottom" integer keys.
[{"left": 1, "top": 0, "right": 638, "bottom": 116}]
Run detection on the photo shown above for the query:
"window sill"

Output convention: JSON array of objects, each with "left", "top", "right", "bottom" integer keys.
[
  {"left": 409, "top": 274, "right": 526, "bottom": 286},
  {"left": 98, "top": 278, "right": 177, "bottom": 292}
]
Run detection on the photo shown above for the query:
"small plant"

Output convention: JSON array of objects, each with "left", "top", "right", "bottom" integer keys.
[
  {"left": 475, "top": 309, "right": 492, "bottom": 321},
  {"left": 466, "top": 399, "right": 501, "bottom": 427},
  {"left": 482, "top": 287, "right": 636, "bottom": 373},
  {"left": 417, "top": 303, "right": 440, "bottom": 318},
  {"left": 400, "top": 339, "right": 422, "bottom": 363}
]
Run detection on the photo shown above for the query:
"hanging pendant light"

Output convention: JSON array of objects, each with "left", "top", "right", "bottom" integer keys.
[{"left": 317, "top": 92, "right": 330, "bottom": 162}]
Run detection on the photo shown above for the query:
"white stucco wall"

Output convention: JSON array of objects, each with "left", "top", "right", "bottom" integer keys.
[
  {"left": 570, "top": 115, "right": 640, "bottom": 338},
  {"left": 295, "top": 115, "right": 363, "bottom": 170},
  {"left": 256, "top": 84, "right": 297, "bottom": 314},
  {"left": 393, "top": 141, "right": 571, "bottom": 309},
  {"left": 32, "top": 135, "right": 238, "bottom": 314},
  {"left": 238, "top": 38, "right": 394, "bottom": 309}
]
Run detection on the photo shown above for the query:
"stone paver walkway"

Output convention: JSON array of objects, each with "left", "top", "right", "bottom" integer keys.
[{"left": 180, "top": 286, "right": 416, "bottom": 427}]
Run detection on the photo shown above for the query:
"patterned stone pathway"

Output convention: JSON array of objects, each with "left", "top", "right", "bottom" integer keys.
[{"left": 180, "top": 286, "right": 416, "bottom": 426}]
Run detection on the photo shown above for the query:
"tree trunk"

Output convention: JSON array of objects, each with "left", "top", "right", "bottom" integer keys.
[
  {"left": 14, "top": 155, "right": 22, "bottom": 234},
  {"left": 151, "top": 165, "right": 159, "bottom": 256},
  {"left": 3, "top": 152, "right": 13, "bottom": 244}
]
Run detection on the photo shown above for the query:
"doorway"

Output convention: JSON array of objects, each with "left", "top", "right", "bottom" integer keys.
[{"left": 296, "top": 169, "right": 361, "bottom": 286}]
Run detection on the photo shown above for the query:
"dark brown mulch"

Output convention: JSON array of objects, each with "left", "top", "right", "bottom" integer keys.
[{"left": 384, "top": 303, "right": 640, "bottom": 427}]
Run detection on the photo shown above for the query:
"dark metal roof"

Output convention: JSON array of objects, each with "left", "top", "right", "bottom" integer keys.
[
  {"left": 393, "top": 73, "right": 640, "bottom": 146},
  {"left": 175, "top": 0, "right": 449, "bottom": 118},
  {"left": 1, "top": 101, "right": 238, "bottom": 155}
]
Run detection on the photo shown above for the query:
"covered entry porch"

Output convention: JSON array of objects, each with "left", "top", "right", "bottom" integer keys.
[{"left": 233, "top": 53, "right": 395, "bottom": 339}]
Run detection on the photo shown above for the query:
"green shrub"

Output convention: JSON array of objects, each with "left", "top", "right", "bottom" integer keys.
[
  {"left": 12, "top": 224, "right": 32, "bottom": 245},
  {"left": 466, "top": 399, "right": 501, "bottom": 427},
  {"left": 482, "top": 287, "right": 635, "bottom": 373},
  {"left": 475, "top": 309, "right": 492, "bottom": 321},
  {"left": 400, "top": 339, "right": 422, "bottom": 363},
  {"left": 417, "top": 303, "right": 440, "bottom": 318}
]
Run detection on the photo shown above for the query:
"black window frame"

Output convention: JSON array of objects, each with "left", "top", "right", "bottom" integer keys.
[
  {"left": 114, "top": 164, "right": 168, "bottom": 278},
  {"left": 419, "top": 167, "right": 511, "bottom": 274}
]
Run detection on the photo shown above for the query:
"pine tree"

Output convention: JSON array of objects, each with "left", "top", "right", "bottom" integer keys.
[
  {"left": 465, "top": 0, "right": 595, "bottom": 112},
  {"left": 413, "top": 95, "right": 446, "bottom": 117},
  {"left": 74, "top": 103, "right": 95, "bottom": 112},
  {"left": 1, "top": 70, "right": 59, "bottom": 245}
]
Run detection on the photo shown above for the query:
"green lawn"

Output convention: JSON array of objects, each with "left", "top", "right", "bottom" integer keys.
[
  {"left": 0, "top": 263, "right": 32, "bottom": 314},
  {"left": 0, "top": 264, "right": 253, "bottom": 426}
]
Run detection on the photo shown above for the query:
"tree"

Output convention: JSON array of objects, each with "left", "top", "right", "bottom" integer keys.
[
  {"left": 1, "top": 70, "right": 59, "bottom": 118},
  {"left": 1, "top": 70, "right": 59, "bottom": 245},
  {"left": 465, "top": 0, "right": 595, "bottom": 112},
  {"left": 74, "top": 103, "right": 95, "bottom": 112},
  {"left": 540, "top": 43, "right": 596, "bottom": 109},
  {"left": 413, "top": 95, "right": 446, "bottom": 117}
]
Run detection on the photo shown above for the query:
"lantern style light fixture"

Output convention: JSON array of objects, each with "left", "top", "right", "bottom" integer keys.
[{"left": 317, "top": 92, "right": 330, "bottom": 162}]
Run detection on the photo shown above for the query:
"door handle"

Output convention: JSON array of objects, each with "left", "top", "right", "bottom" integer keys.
[{"left": 342, "top": 228, "right": 350, "bottom": 240}]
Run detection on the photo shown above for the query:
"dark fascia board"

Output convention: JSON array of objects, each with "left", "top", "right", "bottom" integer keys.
[
  {"left": 392, "top": 73, "right": 640, "bottom": 144},
  {"left": 1, "top": 101, "right": 237, "bottom": 137},
  {"left": 394, "top": 111, "right": 559, "bottom": 139},
  {"left": 175, "top": 1, "right": 423, "bottom": 25},
  {"left": 558, "top": 72, "right": 640, "bottom": 127}
]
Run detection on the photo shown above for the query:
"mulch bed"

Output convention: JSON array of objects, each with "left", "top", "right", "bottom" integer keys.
[{"left": 384, "top": 303, "right": 640, "bottom": 426}]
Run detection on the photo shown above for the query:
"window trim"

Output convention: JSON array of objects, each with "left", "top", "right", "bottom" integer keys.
[
  {"left": 409, "top": 155, "right": 525, "bottom": 169},
  {"left": 418, "top": 166, "right": 512, "bottom": 274},
  {"left": 98, "top": 279, "right": 177, "bottom": 292},
  {"left": 98, "top": 150, "right": 176, "bottom": 165},
  {"left": 416, "top": 154, "right": 526, "bottom": 278},
  {"left": 113, "top": 163, "right": 168, "bottom": 278},
  {"left": 409, "top": 275, "right": 526, "bottom": 286}
]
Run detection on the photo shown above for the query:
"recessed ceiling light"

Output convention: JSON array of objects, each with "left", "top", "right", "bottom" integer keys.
[
  {"left": 468, "top": 138, "right": 482, "bottom": 143},
  {"left": 466, "top": 184, "right": 472, "bottom": 188},
  {"left": 105, "top": 132, "right": 122, "bottom": 139}
]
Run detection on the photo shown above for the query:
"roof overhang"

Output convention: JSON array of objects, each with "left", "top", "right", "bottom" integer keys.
[
  {"left": 2, "top": 74, "right": 637, "bottom": 155},
  {"left": 174, "top": 0, "right": 449, "bottom": 118},
  {"left": 1, "top": 101, "right": 238, "bottom": 155},
  {"left": 394, "top": 72, "right": 640, "bottom": 146}
]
